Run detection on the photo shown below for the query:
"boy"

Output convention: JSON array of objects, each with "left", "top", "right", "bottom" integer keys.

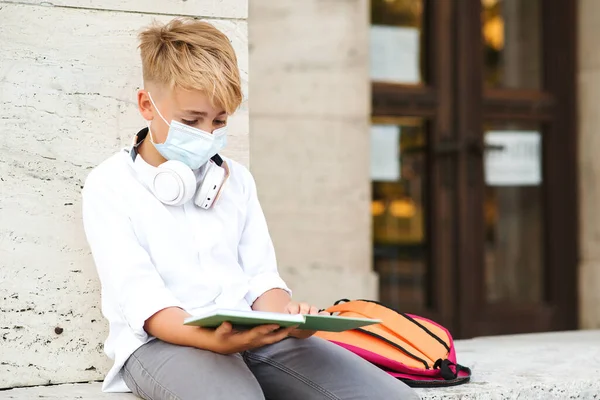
[{"left": 82, "top": 17, "right": 419, "bottom": 400}]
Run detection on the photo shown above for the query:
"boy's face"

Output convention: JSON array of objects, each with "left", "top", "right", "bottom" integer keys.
[{"left": 137, "top": 86, "right": 228, "bottom": 145}]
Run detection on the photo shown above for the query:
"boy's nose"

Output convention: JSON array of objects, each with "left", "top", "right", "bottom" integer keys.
[{"left": 200, "top": 122, "right": 215, "bottom": 133}]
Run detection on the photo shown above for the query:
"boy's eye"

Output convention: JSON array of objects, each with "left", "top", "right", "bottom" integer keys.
[
  {"left": 181, "top": 119, "right": 198, "bottom": 126},
  {"left": 214, "top": 120, "right": 227, "bottom": 126}
]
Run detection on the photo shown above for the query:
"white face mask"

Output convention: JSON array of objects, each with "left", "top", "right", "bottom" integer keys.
[{"left": 147, "top": 92, "right": 227, "bottom": 170}]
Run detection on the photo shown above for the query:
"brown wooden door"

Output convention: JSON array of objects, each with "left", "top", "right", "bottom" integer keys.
[
  {"left": 370, "top": 0, "right": 577, "bottom": 338},
  {"left": 454, "top": 0, "right": 578, "bottom": 338}
]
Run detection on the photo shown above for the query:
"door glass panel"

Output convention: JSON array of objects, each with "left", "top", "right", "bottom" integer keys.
[
  {"left": 483, "top": 122, "right": 544, "bottom": 304},
  {"left": 481, "top": 0, "right": 542, "bottom": 89},
  {"left": 371, "top": 0, "right": 425, "bottom": 84},
  {"left": 371, "top": 117, "right": 428, "bottom": 310}
]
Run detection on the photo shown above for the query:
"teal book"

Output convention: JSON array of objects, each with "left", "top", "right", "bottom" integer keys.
[{"left": 183, "top": 309, "right": 380, "bottom": 332}]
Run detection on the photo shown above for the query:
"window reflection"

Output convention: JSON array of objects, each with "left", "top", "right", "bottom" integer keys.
[
  {"left": 370, "top": 0, "right": 425, "bottom": 84},
  {"left": 483, "top": 123, "right": 544, "bottom": 304},
  {"left": 482, "top": 0, "right": 542, "bottom": 89},
  {"left": 372, "top": 118, "right": 428, "bottom": 311}
]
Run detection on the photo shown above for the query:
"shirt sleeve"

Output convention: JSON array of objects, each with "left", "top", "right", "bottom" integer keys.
[
  {"left": 81, "top": 172, "right": 183, "bottom": 341},
  {"left": 237, "top": 169, "right": 291, "bottom": 306}
]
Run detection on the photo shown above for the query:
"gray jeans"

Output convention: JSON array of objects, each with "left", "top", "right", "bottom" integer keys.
[{"left": 122, "top": 336, "right": 420, "bottom": 400}]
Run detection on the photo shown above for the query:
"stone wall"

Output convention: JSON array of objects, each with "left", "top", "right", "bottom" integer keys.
[
  {"left": 578, "top": 0, "right": 600, "bottom": 329},
  {"left": 0, "top": 0, "right": 248, "bottom": 388},
  {"left": 248, "top": 0, "right": 378, "bottom": 307}
]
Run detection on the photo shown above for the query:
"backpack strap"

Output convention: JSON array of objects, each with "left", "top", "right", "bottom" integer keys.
[
  {"left": 434, "top": 359, "right": 459, "bottom": 380},
  {"left": 355, "top": 328, "right": 431, "bottom": 370},
  {"left": 401, "top": 361, "right": 472, "bottom": 388}
]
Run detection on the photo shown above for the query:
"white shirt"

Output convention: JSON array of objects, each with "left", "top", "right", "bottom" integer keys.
[{"left": 81, "top": 147, "right": 290, "bottom": 393}]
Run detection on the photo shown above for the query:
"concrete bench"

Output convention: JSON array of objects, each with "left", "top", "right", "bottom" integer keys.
[{"left": 1, "top": 330, "right": 598, "bottom": 399}]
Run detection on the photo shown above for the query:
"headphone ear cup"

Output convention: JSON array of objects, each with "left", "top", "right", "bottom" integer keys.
[
  {"left": 195, "top": 162, "right": 227, "bottom": 209},
  {"left": 151, "top": 160, "right": 197, "bottom": 206}
]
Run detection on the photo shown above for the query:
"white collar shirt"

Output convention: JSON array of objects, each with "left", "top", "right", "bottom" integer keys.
[{"left": 81, "top": 147, "right": 290, "bottom": 393}]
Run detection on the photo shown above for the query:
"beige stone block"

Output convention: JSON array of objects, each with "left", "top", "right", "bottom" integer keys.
[
  {"left": 250, "top": 116, "right": 372, "bottom": 288},
  {"left": 0, "top": 146, "right": 112, "bottom": 388},
  {"left": 0, "top": 3, "right": 248, "bottom": 387},
  {"left": 579, "top": 0, "right": 600, "bottom": 71},
  {"left": 578, "top": 69, "right": 600, "bottom": 329},
  {"left": 579, "top": 261, "right": 600, "bottom": 329},
  {"left": 0, "top": 4, "right": 248, "bottom": 167},
  {"left": 249, "top": 0, "right": 369, "bottom": 118},
  {"left": 578, "top": 70, "right": 600, "bottom": 262},
  {"left": 10, "top": 0, "right": 247, "bottom": 19},
  {"left": 281, "top": 268, "right": 378, "bottom": 308},
  {"left": 578, "top": 59, "right": 600, "bottom": 330},
  {"left": 248, "top": 0, "right": 372, "bottom": 308}
]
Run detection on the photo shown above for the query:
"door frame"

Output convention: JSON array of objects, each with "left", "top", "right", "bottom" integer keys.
[
  {"left": 371, "top": 0, "right": 578, "bottom": 338},
  {"left": 455, "top": 0, "right": 578, "bottom": 338}
]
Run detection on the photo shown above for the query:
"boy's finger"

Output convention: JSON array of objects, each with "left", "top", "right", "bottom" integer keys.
[
  {"left": 298, "top": 303, "right": 311, "bottom": 315},
  {"left": 216, "top": 322, "right": 233, "bottom": 336},
  {"left": 308, "top": 306, "right": 320, "bottom": 315},
  {"left": 286, "top": 302, "right": 300, "bottom": 314},
  {"left": 273, "top": 325, "right": 296, "bottom": 338},
  {"left": 263, "top": 326, "right": 295, "bottom": 344},
  {"left": 250, "top": 324, "right": 280, "bottom": 337}
]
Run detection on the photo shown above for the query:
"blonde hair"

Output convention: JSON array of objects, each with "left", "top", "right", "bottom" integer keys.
[{"left": 138, "top": 18, "right": 242, "bottom": 114}]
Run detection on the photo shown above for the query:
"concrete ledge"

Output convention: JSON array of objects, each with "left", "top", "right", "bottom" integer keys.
[
  {"left": 416, "top": 329, "right": 600, "bottom": 399},
  {"left": 0, "top": 383, "right": 134, "bottom": 399},
  {"left": 1, "top": 330, "right": 598, "bottom": 399}
]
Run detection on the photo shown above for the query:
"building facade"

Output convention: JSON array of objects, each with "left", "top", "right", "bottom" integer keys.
[
  {"left": 1, "top": 0, "right": 599, "bottom": 390},
  {"left": 250, "top": 0, "right": 600, "bottom": 339}
]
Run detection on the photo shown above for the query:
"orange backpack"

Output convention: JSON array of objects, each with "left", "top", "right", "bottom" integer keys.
[{"left": 315, "top": 299, "right": 471, "bottom": 387}]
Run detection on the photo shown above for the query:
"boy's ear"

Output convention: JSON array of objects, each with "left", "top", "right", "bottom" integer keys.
[{"left": 137, "top": 89, "right": 154, "bottom": 121}]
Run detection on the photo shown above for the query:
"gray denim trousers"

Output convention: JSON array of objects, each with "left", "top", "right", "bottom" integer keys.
[{"left": 122, "top": 336, "right": 420, "bottom": 400}]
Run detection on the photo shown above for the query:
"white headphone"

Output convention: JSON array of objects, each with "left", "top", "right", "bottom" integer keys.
[{"left": 129, "top": 128, "right": 229, "bottom": 209}]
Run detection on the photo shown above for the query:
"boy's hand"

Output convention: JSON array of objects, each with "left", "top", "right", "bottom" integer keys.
[
  {"left": 284, "top": 301, "right": 327, "bottom": 339},
  {"left": 284, "top": 301, "right": 320, "bottom": 316},
  {"left": 211, "top": 322, "right": 295, "bottom": 354}
]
